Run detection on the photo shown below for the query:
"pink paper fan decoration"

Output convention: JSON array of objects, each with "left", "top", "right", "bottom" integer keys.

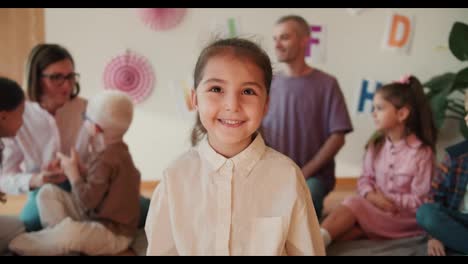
[
  {"left": 137, "top": 8, "right": 186, "bottom": 31},
  {"left": 103, "top": 51, "right": 155, "bottom": 104}
]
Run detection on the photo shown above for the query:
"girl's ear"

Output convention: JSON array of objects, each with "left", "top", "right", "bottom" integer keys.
[
  {"left": 191, "top": 89, "right": 198, "bottom": 110},
  {"left": 398, "top": 106, "right": 410, "bottom": 123}
]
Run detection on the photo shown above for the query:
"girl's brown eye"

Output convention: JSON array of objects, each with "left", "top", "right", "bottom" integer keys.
[
  {"left": 243, "top": 88, "right": 256, "bottom": 95},
  {"left": 209, "top": 86, "right": 222, "bottom": 93}
]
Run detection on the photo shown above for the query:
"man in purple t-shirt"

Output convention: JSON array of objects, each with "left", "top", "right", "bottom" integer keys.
[{"left": 262, "top": 15, "right": 353, "bottom": 219}]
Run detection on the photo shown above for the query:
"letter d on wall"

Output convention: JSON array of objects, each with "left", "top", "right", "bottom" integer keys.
[{"left": 382, "top": 12, "right": 414, "bottom": 54}]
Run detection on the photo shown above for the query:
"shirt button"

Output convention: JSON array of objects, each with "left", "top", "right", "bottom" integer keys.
[
  {"left": 389, "top": 164, "right": 393, "bottom": 169},
  {"left": 226, "top": 160, "right": 233, "bottom": 168}
]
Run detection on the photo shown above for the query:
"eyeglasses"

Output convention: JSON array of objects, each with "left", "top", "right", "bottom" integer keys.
[
  {"left": 81, "top": 112, "right": 104, "bottom": 133},
  {"left": 41, "top": 72, "right": 80, "bottom": 86}
]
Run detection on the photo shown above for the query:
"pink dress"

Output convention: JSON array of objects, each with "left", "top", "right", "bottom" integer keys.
[{"left": 342, "top": 134, "right": 434, "bottom": 239}]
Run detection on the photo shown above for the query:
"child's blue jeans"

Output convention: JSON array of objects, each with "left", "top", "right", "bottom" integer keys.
[
  {"left": 306, "top": 177, "right": 328, "bottom": 220},
  {"left": 416, "top": 202, "right": 468, "bottom": 254}
]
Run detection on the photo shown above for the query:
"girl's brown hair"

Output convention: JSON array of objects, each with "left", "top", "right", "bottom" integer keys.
[
  {"left": 190, "top": 38, "right": 272, "bottom": 146},
  {"left": 367, "top": 75, "right": 437, "bottom": 154}
]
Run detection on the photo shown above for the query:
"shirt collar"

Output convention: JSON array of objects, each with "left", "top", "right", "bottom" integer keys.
[
  {"left": 385, "top": 133, "right": 422, "bottom": 151},
  {"left": 198, "top": 133, "right": 266, "bottom": 178}
]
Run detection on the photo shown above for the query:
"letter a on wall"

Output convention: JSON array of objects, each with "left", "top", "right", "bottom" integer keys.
[{"left": 382, "top": 12, "right": 414, "bottom": 54}]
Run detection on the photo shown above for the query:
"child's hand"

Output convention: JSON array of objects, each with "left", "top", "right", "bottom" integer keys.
[
  {"left": 366, "top": 189, "right": 398, "bottom": 214},
  {"left": 376, "top": 188, "right": 399, "bottom": 214},
  {"left": 44, "top": 158, "right": 61, "bottom": 171},
  {"left": 57, "top": 148, "right": 87, "bottom": 174},
  {"left": 72, "top": 149, "right": 87, "bottom": 175},
  {"left": 428, "top": 238, "right": 445, "bottom": 256},
  {"left": 29, "top": 169, "right": 67, "bottom": 189},
  {"left": 56, "top": 149, "right": 81, "bottom": 184}
]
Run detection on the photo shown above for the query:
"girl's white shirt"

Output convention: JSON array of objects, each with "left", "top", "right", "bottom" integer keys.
[{"left": 145, "top": 134, "right": 325, "bottom": 256}]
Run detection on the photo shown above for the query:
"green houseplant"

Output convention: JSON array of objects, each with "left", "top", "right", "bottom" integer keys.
[{"left": 424, "top": 21, "right": 468, "bottom": 139}]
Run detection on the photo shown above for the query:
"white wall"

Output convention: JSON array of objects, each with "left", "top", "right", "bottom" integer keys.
[{"left": 46, "top": 8, "right": 468, "bottom": 181}]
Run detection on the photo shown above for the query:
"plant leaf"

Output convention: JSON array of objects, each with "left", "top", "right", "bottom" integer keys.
[
  {"left": 449, "top": 22, "right": 468, "bottom": 61},
  {"left": 430, "top": 94, "right": 449, "bottom": 129},
  {"left": 423, "top": 73, "right": 456, "bottom": 94},
  {"left": 453, "top": 67, "right": 468, "bottom": 91}
]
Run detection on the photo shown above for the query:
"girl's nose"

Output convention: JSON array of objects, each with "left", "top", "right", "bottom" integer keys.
[{"left": 224, "top": 93, "right": 240, "bottom": 112}]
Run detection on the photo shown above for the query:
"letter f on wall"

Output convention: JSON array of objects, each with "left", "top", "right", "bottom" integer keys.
[
  {"left": 306, "top": 25, "right": 322, "bottom": 57},
  {"left": 305, "top": 25, "right": 327, "bottom": 64}
]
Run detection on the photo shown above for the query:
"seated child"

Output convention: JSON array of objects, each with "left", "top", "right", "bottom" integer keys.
[
  {"left": 9, "top": 90, "right": 141, "bottom": 255},
  {"left": 416, "top": 91, "right": 468, "bottom": 256},
  {"left": 319, "top": 75, "right": 437, "bottom": 248},
  {"left": 0, "top": 77, "right": 26, "bottom": 254}
]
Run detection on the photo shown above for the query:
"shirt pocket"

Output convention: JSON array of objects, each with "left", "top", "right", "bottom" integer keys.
[{"left": 248, "top": 216, "right": 287, "bottom": 256}]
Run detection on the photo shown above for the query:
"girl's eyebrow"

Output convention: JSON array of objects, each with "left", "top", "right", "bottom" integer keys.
[
  {"left": 242, "top": 82, "right": 262, "bottom": 89},
  {"left": 203, "top": 78, "right": 226, "bottom": 84},
  {"left": 203, "top": 78, "right": 262, "bottom": 89}
]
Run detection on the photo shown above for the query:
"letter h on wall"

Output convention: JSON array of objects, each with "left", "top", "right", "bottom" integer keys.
[{"left": 357, "top": 79, "right": 383, "bottom": 114}]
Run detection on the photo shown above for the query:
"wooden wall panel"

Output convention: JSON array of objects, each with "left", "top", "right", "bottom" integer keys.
[{"left": 0, "top": 8, "right": 44, "bottom": 86}]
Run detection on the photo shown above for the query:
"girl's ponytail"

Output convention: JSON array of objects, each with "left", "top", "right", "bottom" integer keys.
[{"left": 407, "top": 76, "right": 437, "bottom": 151}]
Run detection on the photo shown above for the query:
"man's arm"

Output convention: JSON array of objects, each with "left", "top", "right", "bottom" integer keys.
[{"left": 301, "top": 132, "right": 345, "bottom": 179}]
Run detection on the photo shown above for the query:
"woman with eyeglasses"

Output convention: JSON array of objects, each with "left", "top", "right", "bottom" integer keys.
[{"left": 1, "top": 44, "right": 150, "bottom": 233}]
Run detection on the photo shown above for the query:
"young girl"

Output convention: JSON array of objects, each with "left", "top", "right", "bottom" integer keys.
[
  {"left": 0, "top": 77, "right": 27, "bottom": 253},
  {"left": 320, "top": 75, "right": 437, "bottom": 248},
  {"left": 145, "top": 38, "right": 325, "bottom": 256},
  {"left": 416, "top": 91, "right": 468, "bottom": 256}
]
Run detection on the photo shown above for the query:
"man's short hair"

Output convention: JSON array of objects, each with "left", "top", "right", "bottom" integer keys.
[{"left": 276, "top": 15, "right": 310, "bottom": 37}]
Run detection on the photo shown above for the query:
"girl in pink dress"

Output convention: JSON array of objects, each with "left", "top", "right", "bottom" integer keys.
[{"left": 320, "top": 75, "right": 437, "bottom": 247}]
